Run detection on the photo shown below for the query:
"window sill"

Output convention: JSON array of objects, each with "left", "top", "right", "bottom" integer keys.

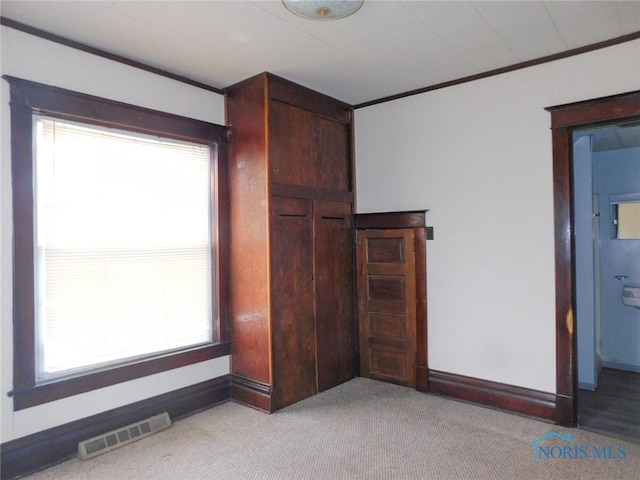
[{"left": 10, "top": 342, "right": 231, "bottom": 410}]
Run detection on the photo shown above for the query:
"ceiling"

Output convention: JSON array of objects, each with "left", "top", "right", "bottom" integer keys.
[
  {"left": 1, "top": 1, "right": 639, "bottom": 106},
  {"left": 577, "top": 121, "right": 640, "bottom": 153}
]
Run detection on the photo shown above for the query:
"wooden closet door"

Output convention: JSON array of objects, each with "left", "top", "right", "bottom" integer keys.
[
  {"left": 357, "top": 228, "right": 417, "bottom": 387},
  {"left": 314, "top": 200, "right": 355, "bottom": 392},
  {"left": 271, "top": 196, "right": 317, "bottom": 409}
]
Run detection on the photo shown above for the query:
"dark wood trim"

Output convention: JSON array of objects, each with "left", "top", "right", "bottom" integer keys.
[
  {"left": 216, "top": 141, "right": 231, "bottom": 343},
  {"left": 355, "top": 31, "right": 640, "bottom": 109},
  {"left": 4, "top": 14, "right": 637, "bottom": 116},
  {"left": 428, "top": 370, "right": 556, "bottom": 422},
  {"left": 231, "top": 375, "right": 272, "bottom": 413},
  {"left": 545, "top": 89, "right": 640, "bottom": 427},
  {"left": 5, "top": 75, "right": 231, "bottom": 410},
  {"left": 4, "top": 76, "right": 228, "bottom": 144},
  {"left": 550, "top": 125, "right": 577, "bottom": 427},
  {"left": 354, "top": 210, "right": 428, "bottom": 230},
  {"left": 225, "top": 72, "right": 352, "bottom": 122},
  {"left": 3, "top": 14, "right": 638, "bottom": 114},
  {"left": 271, "top": 182, "right": 353, "bottom": 203},
  {"left": 11, "top": 343, "right": 231, "bottom": 410},
  {"left": 354, "top": 211, "right": 429, "bottom": 392},
  {"left": 548, "top": 90, "right": 640, "bottom": 128},
  {"left": 414, "top": 226, "right": 428, "bottom": 393},
  {"left": 1, "top": 375, "right": 232, "bottom": 480},
  {"left": 0, "top": 17, "right": 224, "bottom": 95},
  {"left": 10, "top": 103, "right": 36, "bottom": 394}
]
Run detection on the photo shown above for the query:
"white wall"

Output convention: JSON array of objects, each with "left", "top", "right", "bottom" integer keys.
[
  {"left": 355, "top": 39, "right": 640, "bottom": 394},
  {"left": 1, "top": 26, "right": 229, "bottom": 443}
]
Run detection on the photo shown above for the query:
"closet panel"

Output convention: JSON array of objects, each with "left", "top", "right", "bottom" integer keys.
[
  {"left": 314, "top": 200, "right": 355, "bottom": 391},
  {"left": 270, "top": 196, "right": 316, "bottom": 409}
]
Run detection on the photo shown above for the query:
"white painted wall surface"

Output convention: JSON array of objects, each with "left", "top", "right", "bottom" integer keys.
[
  {"left": 1, "top": 26, "right": 228, "bottom": 443},
  {"left": 355, "top": 39, "right": 640, "bottom": 394}
]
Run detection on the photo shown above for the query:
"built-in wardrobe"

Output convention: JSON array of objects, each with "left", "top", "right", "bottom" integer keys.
[{"left": 226, "top": 73, "right": 356, "bottom": 412}]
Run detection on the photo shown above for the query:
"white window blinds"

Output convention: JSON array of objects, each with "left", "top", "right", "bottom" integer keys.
[{"left": 34, "top": 116, "right": 214, "bottom": 381}]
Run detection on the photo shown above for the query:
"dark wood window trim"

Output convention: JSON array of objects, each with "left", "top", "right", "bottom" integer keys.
[
  {"left": 4, "top": 76, "right": 231, "bottom": 410},
  {"left": 545, "top": 89, "right": 640, "bottom": 427}
]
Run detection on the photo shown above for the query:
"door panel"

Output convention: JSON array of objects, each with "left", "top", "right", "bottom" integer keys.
[
  {"left": 271, "top": 196, "right": 317, "bottom": 409},
  {"left": 357, "top": 229, "right": 417, "bottom": 387},
  {"left": 315, "top": 116, "right": 350, "bottom": 191},
  {"left": 269, "top": 101, "right": 315, "bottom": 187},
  {"left": 314, "top": 200, "right": 356, "bottom": 391},
  {"left": 270, "top": 100, "right": 350, "bottom": 191}
]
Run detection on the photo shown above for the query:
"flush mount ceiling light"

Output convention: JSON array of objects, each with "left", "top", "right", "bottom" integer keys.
[{"left": 282, "top": 0, "right": 364, "bottom": 20}]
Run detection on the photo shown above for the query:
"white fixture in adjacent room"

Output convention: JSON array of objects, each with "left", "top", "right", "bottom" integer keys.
[{"left": 622, "top": 285, "right": 640, "bottom": 309}]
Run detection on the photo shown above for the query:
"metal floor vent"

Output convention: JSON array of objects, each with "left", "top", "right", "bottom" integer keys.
[{"left": 78, "top": 412, "right": 172, "bottom": 460}]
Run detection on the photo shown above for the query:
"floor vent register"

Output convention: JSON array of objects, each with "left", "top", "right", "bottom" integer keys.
[{"left": 78, "top": 412, "right": 172, "bottom": 459}]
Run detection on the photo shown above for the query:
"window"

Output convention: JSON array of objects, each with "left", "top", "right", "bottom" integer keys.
[{"left": 7, "top": 77, "right": 230, "bottom": 409}]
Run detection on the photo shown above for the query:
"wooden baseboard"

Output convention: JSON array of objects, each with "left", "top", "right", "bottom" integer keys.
[
  {"left": 428, "top": 370, "right": 556, "bottom": 422},
  {"left": 231, "top": 374, "right": 272, "bottom": 412},
  {"left": 1, "top": 375, "right": 231, "bottom": 480},
  {"left": 416, "top": 365, "right": 428, "bottom": 393}
]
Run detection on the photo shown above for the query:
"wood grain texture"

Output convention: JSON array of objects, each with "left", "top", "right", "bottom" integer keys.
[
  {"left": 227, "top": 75, "right": 272, "bottom": 386},
  {"left": 414, "top": 226, "right": 428, "bottom": 392},
  {"left": 357, "top": 228, "right": 417, "bottom": 388},
  {"left": 314, "top": 201, "right": 356, "bottom": 392},
  {"left": 270, "top": 197, "right": 317, "bottom": 410},
  {"left": 231, "top": 374, "right": 272, "bottom": 412},
  {"left": 227, "top": 73, "right": 354, "bottom": 412},
  {"left": 354, "top": 210, "right": 428, "bottom": 230},
  {"left": 355, "top": 212, "right": 428, "bottom": 391},
  {"left": 270, "top": 100, "right": 350, "bottom": 191}
]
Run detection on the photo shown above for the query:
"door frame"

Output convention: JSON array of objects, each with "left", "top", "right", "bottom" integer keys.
[
  {"left": 353, "top": 210, "right": 429, "bottom": 391},
  {"left": 546, "top": 90, "right": 640, "bottom": 426}
]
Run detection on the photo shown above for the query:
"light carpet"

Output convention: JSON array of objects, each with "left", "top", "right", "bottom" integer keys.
[{"left": 23, "top": 378, "right": 640, "bottom": 479}]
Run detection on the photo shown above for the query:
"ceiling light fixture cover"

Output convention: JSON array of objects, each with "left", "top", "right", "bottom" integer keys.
[{"left": 282, "top": 0, "right": 364, "bottom": 20}]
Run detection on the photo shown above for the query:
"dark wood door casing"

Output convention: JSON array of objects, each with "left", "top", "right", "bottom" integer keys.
[
  {"left": 546, "top": 90, "right": 640, "bottom": 427},
  {"left": 357, "top": 228, "right": 418, "bottom": 387},
  {"left": 354, "top": 210, "right": 428, "bottom": 391}
]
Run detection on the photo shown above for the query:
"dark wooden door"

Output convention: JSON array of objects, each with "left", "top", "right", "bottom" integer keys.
[
  {"left": 357, "top": 228, "right": 417, "bottom": 387},
  {"left": 314, "top": 200, "right": 355, "bottom": 391},
  {"left": 271, "top": 196, "right": 317, "bottom": 409}
]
